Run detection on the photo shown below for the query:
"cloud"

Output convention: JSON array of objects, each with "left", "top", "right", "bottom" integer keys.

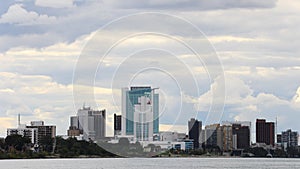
[
  {"left": 0, "top": 4, "right": 56, "bottom": 25},
  {"left": 208, "top": 36, "right": 270, "bottom": 43},
  {"left": 0, "top": 0, "right": 299, "bottom": 138},
  {"left": 0, "top": 72, "right": 74, "bottom": 136},
  {"left": 0, "top": 32, "right": 91, "bottom": 84},
  {"left": 35, "top": 0, "right": 75, "bottom": 8},
  {"left": 293, "top": 87, "right": 300, "bottom": 103},
  {"left": 0, "top": 117, "right": 15, "bottom": 135},
  {"left": 0, "top": 71, "right": 123, "bottom": 137},
  {"left": 190, "top": 75, "right": 300, "bottom": 133},
  {"left": 102, "top": 0, "right": 278, "bottom": 10}
]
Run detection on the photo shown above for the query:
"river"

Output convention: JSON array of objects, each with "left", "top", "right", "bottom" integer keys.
[{"left": 1, "top": 158, "right": 300, "bottom": 169}]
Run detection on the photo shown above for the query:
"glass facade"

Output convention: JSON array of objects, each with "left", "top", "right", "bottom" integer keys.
[
  {"left": 125, "top": 87, "right": 159, "bottom": 135},
  {"left": 185, "top": 141, "right": 194, "bottom": 151}
]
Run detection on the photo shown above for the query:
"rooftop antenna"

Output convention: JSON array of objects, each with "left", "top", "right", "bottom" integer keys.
[
  {"left": 18, "top": 113, "right": 21, "bottom": 127},
  {"left": 275, "top": 116, "right": 278, "bottom": 143}
]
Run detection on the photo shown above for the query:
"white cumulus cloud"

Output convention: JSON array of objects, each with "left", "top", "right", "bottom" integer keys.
[{"left": 0, "top": 4, "right": 56, "bottom": 25}]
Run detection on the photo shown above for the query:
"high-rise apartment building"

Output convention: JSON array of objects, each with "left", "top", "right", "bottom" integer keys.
[
  {"left": 26, "top": 121, "right": 56, "bottom": 144},
  {"left": 256, "top": 119, "right": 275, "bottom": 146},
  {"left": 121, "top": 86, "right": 159, "bottom": 141},
  {"left": 281, "top": 129, "right": 298, "bottom": 148},
  {"left": 222, "top": 125, "right": 233, "bottom": 151}
]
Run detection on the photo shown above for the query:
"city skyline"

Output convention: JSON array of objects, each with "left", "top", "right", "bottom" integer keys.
[
  {"left": 4, "top": 103, "right": 299, "bottom": 145},
  {"left": 3, "top": 100, "right": 300, "bottom": 158},
  {"left": 0, "top": 0, "right": 300, "bottom": 140},
  {"left": 6, "top": 110, "right": 300, "bottom": 146}
]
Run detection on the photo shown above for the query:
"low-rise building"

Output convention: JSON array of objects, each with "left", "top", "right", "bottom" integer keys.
[
  {"left": 7, "top": 124, "right": 38, "bottom": 144},
  {"left": 67, "top": 126, "right": 81, "bottom": 137},
  {"left": 6, "top": 115, "right": 56, "bottom": 145},
  {"left": 160, "top": 131, "right": 186, "bottom": 142}
]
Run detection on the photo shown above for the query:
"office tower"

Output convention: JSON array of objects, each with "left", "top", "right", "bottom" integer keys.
[
  {"left": 68, "top": 106, "right": 106, "bottom": 141},
  {"left": 114, "top": 114, "right": 122, "bottom": 136},
  {"left": 204, "top": 124, "right": 223, "bottom": 150},
  {"left": 27, "top": 121, "right": 56, "bottom": 144},
  {"left": 256, "top": 119, "right": 275, "bottom": 146},
  {"left": 232, "top": 124, "right": 250, "bottom": 149},
  {"left": 68, "top": 116, "right": 80, "bottom": 137},
  {"left": 281, "top": 129, "right": 298, "bottom": 148},
  {"left": 188, "top": 118, "right": 202, "bottom": 149},
  {"left": 70, "top": 116, "right": 79, "bottom": 128},
  {"left": 121, "top": 86, "right": 159, "bottom": 141}
]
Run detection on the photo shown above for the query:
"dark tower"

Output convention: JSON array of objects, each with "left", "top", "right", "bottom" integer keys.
[
  {"left": 114, "top": 114, "right": 122, "bottom": 136},
  {"left": 188, "top": 118, "right": 202, "bottom": 149}
]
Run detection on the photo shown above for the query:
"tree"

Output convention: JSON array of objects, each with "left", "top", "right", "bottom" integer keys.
[
  {"left": 287, "top": 146, "right": 299, "bottom": 158},
  {"left": 119, "top": 138, "right": 130, "bottom": 146},
  {"left": 54, "top": 136, "right": 115, "bottom": 158},
  {"left": 247, "top": 147, "right": 268, "bottom": 157},
  {"left": 39, "top": 136, "right": 54, "bottom": 153},
  {"left": 5, "top": 134, "right": 31, "bottom": 152}
]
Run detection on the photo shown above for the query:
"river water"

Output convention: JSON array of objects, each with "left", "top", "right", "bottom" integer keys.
[{"left": 1, "top": 158, "right": 300, "bottom": 169}]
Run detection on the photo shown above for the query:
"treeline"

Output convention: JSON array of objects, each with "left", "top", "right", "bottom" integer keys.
[
  {"left": 0, "top": 135, "right": 116, "bottom": 159},
  {"left": 163, "top": 145, "right": 300, "bottom": 158},
  {"left": 99, "top": 138, "right": 147, "bottom": 157},
  {"left": 55, "top": 137, "right": 115, "bottom": 158},
  {"left": 243, "top": 146, "right": 300, "bottom": 158}
]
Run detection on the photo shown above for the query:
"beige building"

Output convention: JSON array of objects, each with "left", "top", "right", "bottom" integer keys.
[
  {"left": 222, "top": 125, "right": 233, "bottom": 152},
  {"left": 204, "top": 124, "right": 223, "bottom": 150}
]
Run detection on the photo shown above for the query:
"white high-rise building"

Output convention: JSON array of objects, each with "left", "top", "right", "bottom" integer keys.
[
  {"left": 134, "top": 96, "right": 153, "bottom": 141},
  {"left": 69, "top": 106, "right": 106, "bottom": 141}
]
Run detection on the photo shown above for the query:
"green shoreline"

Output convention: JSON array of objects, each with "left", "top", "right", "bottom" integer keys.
[{"left": 1, "top": 135, "right": 299, "bottom": 159}]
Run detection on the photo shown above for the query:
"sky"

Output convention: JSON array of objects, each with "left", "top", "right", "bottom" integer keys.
[{"left": 0, "top": 0, "right": 299, "bottom": 139}]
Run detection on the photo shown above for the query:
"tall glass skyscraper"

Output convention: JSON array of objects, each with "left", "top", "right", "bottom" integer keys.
[{"left": 121, "top": 86, "right": 159, "bottom": 141}]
